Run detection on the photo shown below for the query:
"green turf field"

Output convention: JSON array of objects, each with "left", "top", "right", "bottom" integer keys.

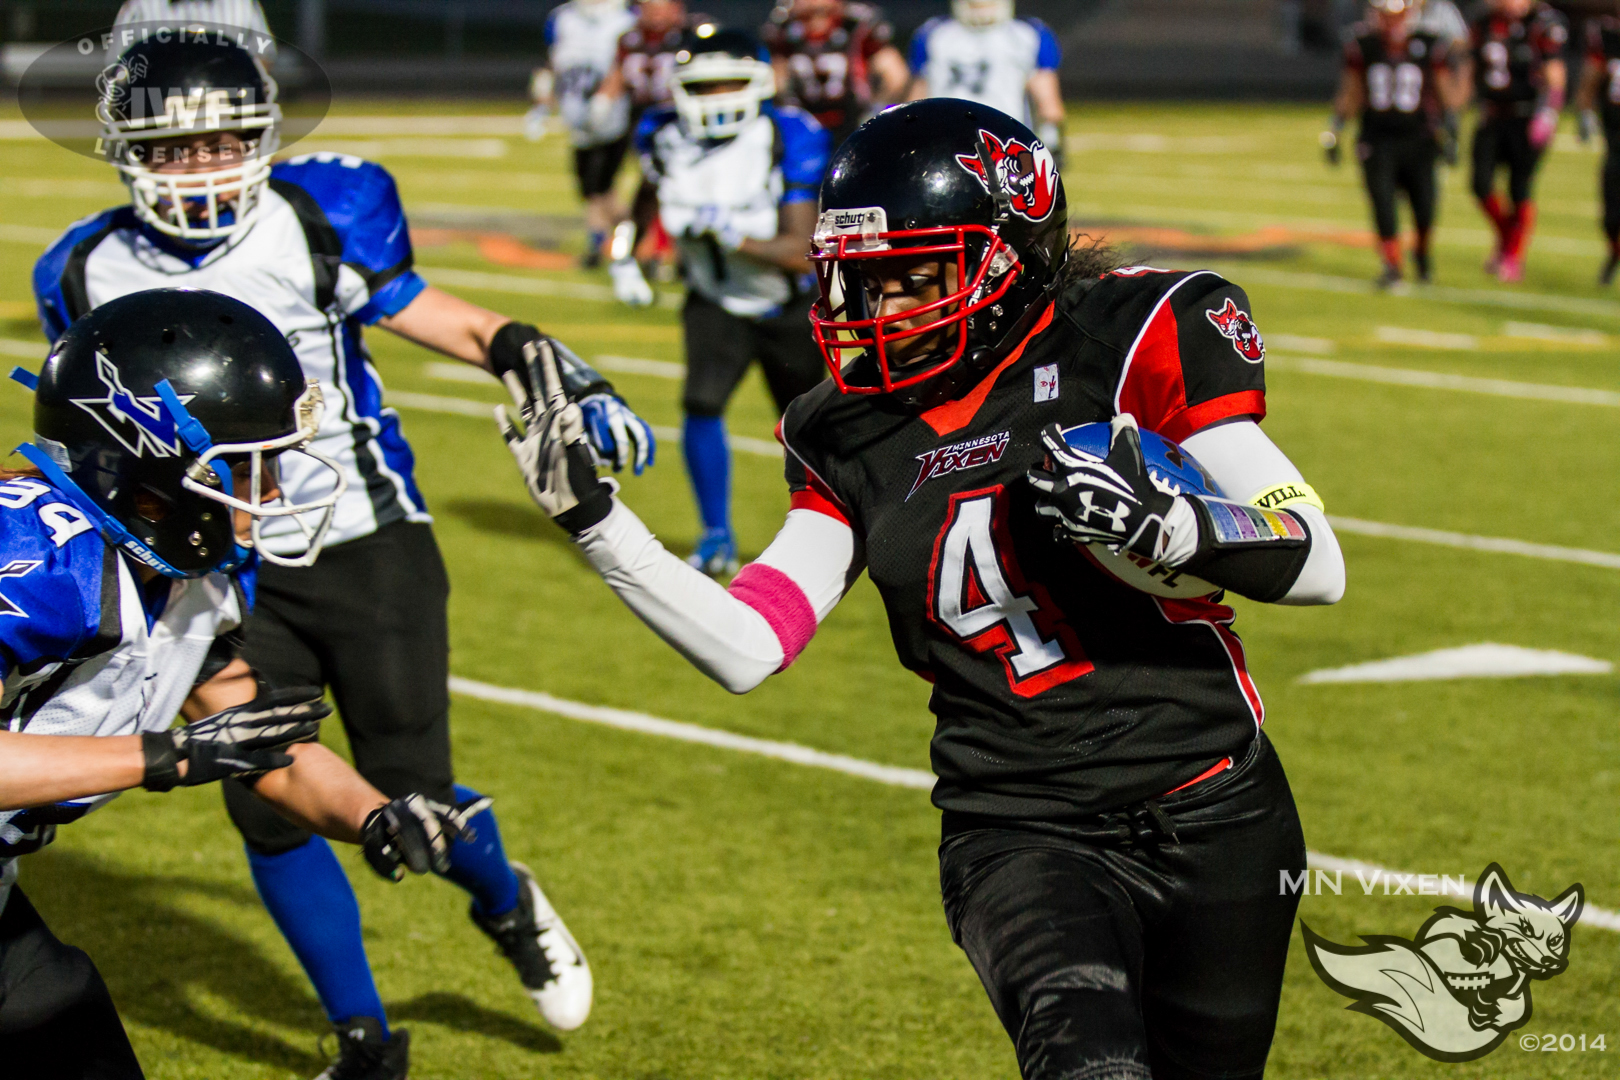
[{"left": 0, "top": 100, "right": 1617, "bottom": 1078}]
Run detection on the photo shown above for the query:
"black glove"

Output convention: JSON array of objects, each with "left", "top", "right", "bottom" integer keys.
[
  {"left": 489, "top": 321, "right": 612, "bottom": 401},
  {"left": 142, "top": 687, "right": 329, "bottom": 791},
  {"left": 362, "top": 793, "right": 493, "bottom": 881},
  {"left": 1027, "top": 416, "right": 1177, "bottom": 560}
]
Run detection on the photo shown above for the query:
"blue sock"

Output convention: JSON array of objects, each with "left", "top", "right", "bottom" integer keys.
[
  {"left": 683, "top": 414, "right": 731, "bottom": 533},
  {"left": 246, "top": 837, "right": 388, "bottom": 1035},
  {"left": 442, "top": 783, "right": 520, "bottom": 917}
]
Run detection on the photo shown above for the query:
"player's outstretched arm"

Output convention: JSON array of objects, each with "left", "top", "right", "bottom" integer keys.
[{"left": 497, "top": 339, "right": 859, "bottom": 693}]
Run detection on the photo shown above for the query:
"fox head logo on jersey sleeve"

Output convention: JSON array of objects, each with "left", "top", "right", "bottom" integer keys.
[
  {"left": 71, "top": 351, "right": 194, "bottom": 458},
  {"left": 1204, "top": 298, "right": 1265, "bottom": 363},
  {"left": 1303, "top": 863, "right": 1583, "bottom": 1062},
  {"left": 956, "top": 130, "right": 1057, "bottom": 222}
]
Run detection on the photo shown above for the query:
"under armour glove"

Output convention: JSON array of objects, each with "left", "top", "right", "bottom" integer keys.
[
  {"left": 496, "top": 336, "right": 616, "bottom": 533},
  {"left": 361, "top": 793, "right": 493, "bottom": 881},
  {"left": 141, "top": 687, "right": 330, "bottom": 791},
  {"left": 1028, "top": 415, "right": 1181, "bottom": 561},
  {"left": 489, "top": 322, "right": 656, "bottom": 473}
]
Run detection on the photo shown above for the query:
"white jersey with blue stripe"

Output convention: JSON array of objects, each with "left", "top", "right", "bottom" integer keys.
[
  {"left": 909, "top": 16, "right": 1061, "bottom": 127},
  {"left": 636, "top": 104, "right": 830, "bottom": 319},
  {"left": 547, "top": 0, "right": 637, "bottom": 147},
  {"left": 33, "top": 154, "right": 430, "bottom": 556},
  {"left": 0, "top": 475, "right": 244, "bottom": 878}
]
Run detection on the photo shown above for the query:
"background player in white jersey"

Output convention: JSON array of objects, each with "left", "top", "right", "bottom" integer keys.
[
  {"left": 114, "top": 0, "right": 271, "bottom": 37},
  {"left": 527, "top": 0, "right": 638, "bottom": 267},
  {"left": 907, "top": 0, "right": 1065, "bottom": 158},
  {"left": 33, "top": 36, "right": 654, "bottom": 1078},
  {"left": 0, "top": 288, "right": 489, "bottom": 1080},
  {"left": 633, "top": 27, "right": 831, "bottom": 574}
]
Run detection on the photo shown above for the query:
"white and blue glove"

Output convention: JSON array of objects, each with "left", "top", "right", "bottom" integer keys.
[{"left": 579, "top": 392, "right": 656, "bottom": 475}]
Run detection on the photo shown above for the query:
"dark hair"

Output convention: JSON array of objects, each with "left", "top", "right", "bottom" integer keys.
[{"left": 1060, "top": 232, "right": 1126, "bottom": 284}]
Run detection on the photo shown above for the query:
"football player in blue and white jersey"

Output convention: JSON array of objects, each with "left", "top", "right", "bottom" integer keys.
[
  {"left": 527, "top": 0, "right": 638, "bottom": 266},
  {"left": 634, "top": 27, "right": 831, "bottom": 574},
  {"left": 907, "top": 0, "right": 1066, "bottom": 158},
  {"left": 0, "top": 288, "right": 488, "bottom": 1080},
  {"left": 33, "top": 35, "right": 649, "bottom": 1077}
]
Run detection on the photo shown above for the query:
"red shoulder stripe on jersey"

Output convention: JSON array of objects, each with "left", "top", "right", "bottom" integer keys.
[
  {"left": 1159, "top": 389, "right": 1267, "bottom": 444},
  {"left": 920, "top": 302, "right": 1056, "bottom": 438},
  {"left": 790, "top": 486, "right": 850, "bottom": 525}
]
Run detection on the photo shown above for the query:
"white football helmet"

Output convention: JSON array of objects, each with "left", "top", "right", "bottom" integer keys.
[
  {"left": 954, "top": 0, "right": 1014, "bottom": 27},
  {"left": 670, "top": 27, "right": 776, "bottom": 139}
]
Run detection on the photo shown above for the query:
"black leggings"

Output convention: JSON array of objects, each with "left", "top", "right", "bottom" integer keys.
[
  {"left": 223, "top": 521, "right": 456, "bottom": 854},
  {"left": 938, "top": 734, "right": 1305, "bottom": 1080},
  {"left": 1472, "top": 115, "right": 1543, "bottom": 204},
  {"left": 1603, "top": 141, "right": 1620, "bottom": 242},
  {"left": 1360, "top": 135, "right": 1438, "bottom": 240},
  {"left": 681, "top": 291, "right": 826, "bottom": 417},
  {"left": 0, "top": 886, "right": 143, "bottom": 1079}
]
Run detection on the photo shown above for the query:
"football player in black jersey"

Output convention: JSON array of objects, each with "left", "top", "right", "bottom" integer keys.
[
  {"left": 1325, "top": 0, "right": 1462, "bottom": 287},
  {"left": 1459, "top": 0, "right": 1569, "bottom": 282},
  {"left": 762, "top": 0, "right": 910, "bottom": 146},
  {"left": 499, "top": 101, "right": 1345, "bottom": 1079},
  {"left": 1576, "top": 3, "right": 1620, "bottom": 283}
]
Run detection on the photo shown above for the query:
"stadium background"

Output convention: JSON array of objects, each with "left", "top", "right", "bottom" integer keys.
[{"left": 1, "top": 1, "right": 1619, "bottom": 1077}]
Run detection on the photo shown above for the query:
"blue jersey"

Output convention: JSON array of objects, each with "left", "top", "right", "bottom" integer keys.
[
  {"left": 0, "top": 475, "right": 247, "bottom": 868},
  {"left": 33, "top": 154, "right": 430, "bottom": 554},
  {"left": 635, "top": 103, "right": 830, "bottom": 318}
]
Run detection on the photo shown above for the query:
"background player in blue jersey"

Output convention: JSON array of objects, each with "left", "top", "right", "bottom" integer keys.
[
  {"left": 32, "top": 36, "right": 654, "bottom": 1078},
  {"left": 633, "top": 27, "right": 831, "bottom": 575},
  {"left": 907, "top": 0, "right": 1066, "bottom": 161},
  {"left": 0, "top": 289, "right": 488, "bottom": 1080}
]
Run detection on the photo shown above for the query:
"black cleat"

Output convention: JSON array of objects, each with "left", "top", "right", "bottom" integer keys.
[
  {"left": 314, "top": 1017, "right": 409, "bottom": 1080},
  {"left": 1375, "top": 264, "right": 1403, "bottom": 291},
  {"left": 1601, "top": 254, "right": 1619, "bottom": 286},
  {"left": 1413, "top": 251, "right": 1431, "bottom": 283}
]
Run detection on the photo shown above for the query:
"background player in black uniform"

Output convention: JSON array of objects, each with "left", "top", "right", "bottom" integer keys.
[
  {"left": 1460, "top": 0, "right": 1569, "bottom": 283},
  {"left": 1325, "top": 0, "right": 1461, "bottom": 287},
  {"left": 762, "top": 0, "right": 910, "bottom": 146},
  {"left": 497, "top": 101, "right": 1347, "bottom": 1080},
  {"left": 1576, "top": 3, "right": 1620, "bottom": 283}
]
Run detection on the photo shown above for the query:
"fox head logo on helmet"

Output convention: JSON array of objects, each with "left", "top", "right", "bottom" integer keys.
[
  {"left": 956, "top": 129, "right": 1057, "bottom": 222},
  {"left": 1205, "top": 298, "right": 1265, "bottom": 363}
]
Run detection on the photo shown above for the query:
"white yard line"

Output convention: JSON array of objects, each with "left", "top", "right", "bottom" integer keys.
[
  {"left": 0, "top": 338, "right": 45, "bottom": 360},
  {"left": 1329, "top": 516, "right": 1620, "bottom": 570},
  {"left": 1269, "top": 354, "right": 1620, "bottom": 408},
  {"left": 419, "top": 265, "right": 684, "bottom": 310},
  {"left": 1231, "top": 266, "right": 1620, "bottom": 320},
  {"left": 447, "top": 675, "right": 1620, "bottom": 932}
]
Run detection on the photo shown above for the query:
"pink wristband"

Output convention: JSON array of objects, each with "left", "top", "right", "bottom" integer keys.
[{"left": 729, "top": 562, "right": 817, "bottom": 672}]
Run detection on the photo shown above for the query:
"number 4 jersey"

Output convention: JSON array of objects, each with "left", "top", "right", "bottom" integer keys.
[{"left": 779, "top": 268, "right": 1271, "bottom": 820}]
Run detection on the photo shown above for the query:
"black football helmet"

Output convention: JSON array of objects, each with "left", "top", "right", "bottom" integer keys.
[
  {"left": 98, "top": 36, "right": 280, "bottom": 241},
  {"left": 15, "top": 289, "right": 343, "bottom": 578},
  {"left": 808, "top": 99, "right": 1069, "bottom": 407}
]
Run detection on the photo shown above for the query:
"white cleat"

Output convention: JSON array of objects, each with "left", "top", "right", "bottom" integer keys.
[{"left": 470, "top": 862, "right": 593, "bottom": 1031}]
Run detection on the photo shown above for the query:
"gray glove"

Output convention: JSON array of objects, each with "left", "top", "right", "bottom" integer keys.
[
  {"left": 361, "top": 793, "right": 492, "bottom": 881},
  {"left": 141, "top": 687, "right": 329, "bottom": 791},
  {"left": 496, "top": 337, "right": 615, "bottom": 533}
]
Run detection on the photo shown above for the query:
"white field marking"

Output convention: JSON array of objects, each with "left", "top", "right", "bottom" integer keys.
[
  {"left": 385, "top": 390, "right": 782, "bottom": 457},
  {"left": 1329, "top": 516, "right": 1620, "bottom": 571},
  {"left": 1064, "top": 133, "right": 1241, "bottom": 154},
  {"left": 419, "top": 265, "right": 684, "bottom": 310},
  {"left": 1268, "top": 355, "right": 1620, "bottom": 407},
  {"left": 0, "top": 223, "right": 63, "bottom": 245},
  {"left": 1266, "top": 333, "right": 1335, "bottom": 354},
  {"left": 0, "top": 338, "right": 45, "bottom": 360},
  {"left": 290, "top": 138, "right": 509, "bottom": 159},
  {"left": 1229, "top": 266, "right": 1620, "bottom": 321},
  {"left": 1305, "top": 853, "right": 1620, "bottom": 930},
  {"left": 596, "top": 354, "right": 685, "bottom": 379},
  {"left": 1502, "top": 321, "right": 1610, "bottom": 347},
  {"left": 446, "top": 674, "right": 1620, "bottom": 932},
  {"left": 1375, "top": 326, "right": 1478, "bottom": 350},
  {"left": 309, "top": 116, "right": 527, "bottom": 137},
  {"left": 423, "top": 361, "right": 496, "bottom": 384},
  {"left": 1300, "top": 643, "right": 1612, "bottom": 684}
]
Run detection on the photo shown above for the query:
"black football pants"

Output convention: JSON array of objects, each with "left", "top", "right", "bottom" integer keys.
[
  {"left": 1472, "top": 115, "right": 1543, "bottom": 205},
  {"left": 223, "top": 521, "right": 457, "bottom": 853},
  {"left": 1360, "top": 135, "right": 1438, "bottom": 240},
  {"left": 939, "top": 734, "right": 1305, "bottom": 1080},
  {"left": 1603, "top": 137, "right": 1620, "bottom": 242},
  {"left": 0, "top": 887, "right": 143, "bottom": 1079},
  {"left": 681, "top": 290, "right": 825, "bottom": 418}
]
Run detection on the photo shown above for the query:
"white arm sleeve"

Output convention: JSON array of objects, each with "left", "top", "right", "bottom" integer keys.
[
  {"left": 572, "top": 499, "right": 862, "bottom": 693},
  {"left": 1180, "top": 421, "right": 1346, "bottom": 606}
]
